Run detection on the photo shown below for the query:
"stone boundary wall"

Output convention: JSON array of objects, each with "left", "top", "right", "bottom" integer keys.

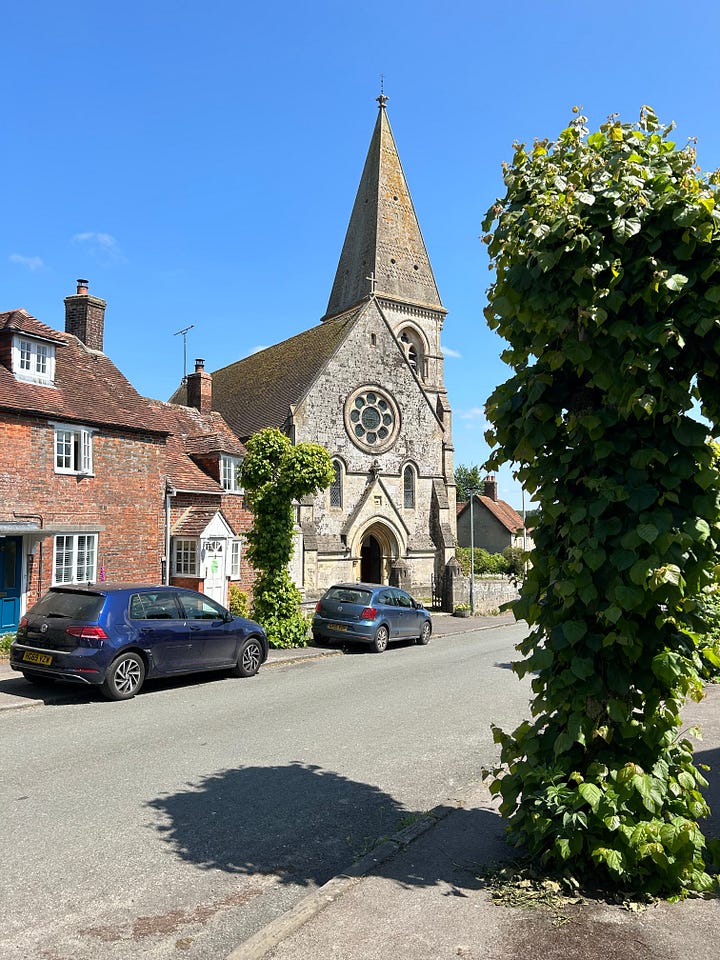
[{"left": 453, "top": 575, "right": 520, "bottom": 613}]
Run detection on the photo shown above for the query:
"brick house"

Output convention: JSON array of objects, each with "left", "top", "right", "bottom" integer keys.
[
  {"left": 0, "top": 283, "right": 253, "bottom": 633},
  {"left": 455, "top": 476, "right": 529, "bottom": 554}
]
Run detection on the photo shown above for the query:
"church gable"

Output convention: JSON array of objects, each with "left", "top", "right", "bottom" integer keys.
[{"left": 293, "top": 298, "right": 444, "bottom": 473}]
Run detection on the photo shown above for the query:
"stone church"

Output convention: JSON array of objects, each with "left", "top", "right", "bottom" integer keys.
[{"left": 174, "top": 96, "right": 457, "bottom": 597}]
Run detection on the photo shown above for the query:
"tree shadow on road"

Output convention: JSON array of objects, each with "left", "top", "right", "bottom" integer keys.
[
  {"left": 145, "top": 761, "right": 505, "bottom": 891},
  {"left": 146, "top": 762, "right": 411, "bottom": 887}
]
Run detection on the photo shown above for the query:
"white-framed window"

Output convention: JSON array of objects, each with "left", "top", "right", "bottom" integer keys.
[
  {"left": 220, "top": 455, "right": 243, "bottom": 493},
  {"left": 329, "top": 459, "right": 343, "bottom": 508},
  {"left": 230, "top": 539, "right": 242, "bottom": 578},
  {"left": 403, "top": 464, "right": 416, "bottom": 509},
  {"left": 173, "top": 538, "right": 198, "bottom": 576},
  {"left": 52, "top": 423, "right": 95, "bottom": 475},
  {"left": 53, "top": 534, "right": 97, "bottom": 584},
  {"left": 13, "top": 335, "right": 56, "bottom": 386}
]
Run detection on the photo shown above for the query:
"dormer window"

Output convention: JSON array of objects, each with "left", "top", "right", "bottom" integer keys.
[
  {"left": 13, "top": 335, "right": 56, "bottom": 386},
  {"left": 221, "top": 455, "right": 243, "bottom": 493}
]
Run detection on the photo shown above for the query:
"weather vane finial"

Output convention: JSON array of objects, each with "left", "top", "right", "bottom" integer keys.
[{"left": 377, "top": 73, "right": 388, "bottom": 110}]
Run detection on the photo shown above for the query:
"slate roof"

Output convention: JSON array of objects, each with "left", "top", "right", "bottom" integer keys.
[
  {"left": 0, "top": 310, "right": 168, "bottom": 435},
  {"left": 324, "top": 100, "right": 444, "bottom": 320},
  {"left": 168, "top": 306, "right": 363, "bottom": 440}
]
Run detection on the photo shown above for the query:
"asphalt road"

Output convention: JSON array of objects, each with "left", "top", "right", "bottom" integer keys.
[{"left": 0, "top": 621, "right": 530, "bottom": 960}]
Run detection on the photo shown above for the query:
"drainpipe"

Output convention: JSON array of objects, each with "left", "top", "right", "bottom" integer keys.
[
  {"left": 164, "top": 483, "right": 176, "bottom": 585},
  {"left": 13, "top": 512, "right": 44, "bottom": 609}
]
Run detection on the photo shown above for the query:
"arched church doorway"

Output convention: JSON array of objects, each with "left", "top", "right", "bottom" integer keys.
[{"left": 360, "top": 534, "right": 382, "bottom": 583}]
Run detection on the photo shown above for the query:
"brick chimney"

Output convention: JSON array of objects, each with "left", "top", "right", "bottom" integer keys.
[
  {"left": 483, "top": 475, "right": 498, "bottom": 502},
  {"left": 64, "top": 279, "right": 106, "bottom": 351},
  {"left": 186, "top": 358, "right": 212, "bottom": 415}
]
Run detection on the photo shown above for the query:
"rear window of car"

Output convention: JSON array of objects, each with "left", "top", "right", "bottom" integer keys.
[
  {"left": 325, "top": 587, "right": 372, "bottom": 605},
  {"left": 30, "top": 589, "right": 105, "bottom": 621}
]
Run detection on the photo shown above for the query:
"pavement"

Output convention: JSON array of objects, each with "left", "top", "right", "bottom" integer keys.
[{"left": 2, "top": 612, "right": 719, "bottom": 959}]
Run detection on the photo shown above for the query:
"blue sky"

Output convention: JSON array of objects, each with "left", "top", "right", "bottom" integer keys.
[{"left": 4, "top": 0, "right": 720, "bottom": 509}]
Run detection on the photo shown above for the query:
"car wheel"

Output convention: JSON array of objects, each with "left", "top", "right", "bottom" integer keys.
[
  {"left": 417, "top": 621, "right": 431, "bottom": 645},
  {"left": 372, "top": 625, "right": 389, "bottom": 653},
  {"left": 231, "top": 636, "right": 264, "bottom": 677},
  {"left": 101, "top": 652, "right": 145, "bottom": 701},
  {"left": 22, "top": 670, "right": 52, "bottom": 685}
]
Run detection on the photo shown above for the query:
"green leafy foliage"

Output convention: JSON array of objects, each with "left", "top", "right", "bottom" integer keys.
[
  {"left": 455, "top": 463, "right": 484, "bottom": 502},
  {"left": 227, "top": 584, "right": 249, "bottom": 619},
  {"left": 241, "top": 428, "right": 334, "bottom": 648},
  {"left": 456, "top": 546, "right": 511, "bottom": 576},
  {"left": 482, "top": 107, "right": 720, "bottom": 897}
]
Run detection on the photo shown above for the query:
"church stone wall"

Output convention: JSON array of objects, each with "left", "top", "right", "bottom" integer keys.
[{"left": 292, "top": 302, "right": 453, "bottom": 597}]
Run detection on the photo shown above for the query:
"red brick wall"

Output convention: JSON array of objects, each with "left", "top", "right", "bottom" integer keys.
[{"left": 0, "top": 413, "right": 166, "bottom": 607}]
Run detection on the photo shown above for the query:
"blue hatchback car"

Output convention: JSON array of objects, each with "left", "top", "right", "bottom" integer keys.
[
  {"left": 312, "top": 582, "right": 432, "bottom": 653},
  {"left": 10, "top": 584, "right": 269, "bottom": 700}
]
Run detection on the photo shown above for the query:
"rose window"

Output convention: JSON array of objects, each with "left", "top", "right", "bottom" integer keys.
[{"left": 344, "top": 387, "right": 400, "bottom": 452}]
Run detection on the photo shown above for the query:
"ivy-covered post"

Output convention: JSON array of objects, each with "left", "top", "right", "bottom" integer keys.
[
  {"left": 482, "top": 107, "right": 720, "bottom": 896},
  {"left": 241, "top": 428, "right": 334, "bottom": 648}
]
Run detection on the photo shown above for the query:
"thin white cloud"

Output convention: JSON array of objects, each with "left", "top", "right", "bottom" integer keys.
[
  {"left": 457, "top": 407, "right": 492, "bottom": 433},
  {"left": 72, "top": 232, "right": 125, "bottom": 261},
  {"left": 9, "top": 253, "right": 44, "bottom": 271},
  {"left": 441, "top": 344, "right": 462, "bottom": 358},
  {"left": 248, "top": 344, "right": 269, "bottom": 355},
  {"left": 458, "top": 406, "right": 486, "bottom": 422}
]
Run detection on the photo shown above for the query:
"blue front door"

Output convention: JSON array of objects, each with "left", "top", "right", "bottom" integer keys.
[{"left": 0, "top": 537, "right": 22, "bottom": 632}]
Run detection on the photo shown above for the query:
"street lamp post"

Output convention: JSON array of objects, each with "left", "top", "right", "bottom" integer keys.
[{"left": 469, "top": 490, "right": 478, "bottom": 614}]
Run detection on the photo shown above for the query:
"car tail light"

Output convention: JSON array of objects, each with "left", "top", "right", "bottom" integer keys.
[
  {"left": 315, "top": 601, "right": 322, "bottom": 613},
  {"left": 19, "top": 617, "right": 28, "bottom": 629},
  {"left": 65, "top": 625, "right": 108, "bottom": 645},
  {"left": 360, "top": 607, "right": 377, "bottom": 620}
]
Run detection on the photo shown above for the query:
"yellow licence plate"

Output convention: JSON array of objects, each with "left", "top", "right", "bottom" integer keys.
[
  {"left": 22, "top": 651, "right": 53, "bottom": 666},
  {"left": 329, "top": 623, "right": 348, "bottom": 631}
]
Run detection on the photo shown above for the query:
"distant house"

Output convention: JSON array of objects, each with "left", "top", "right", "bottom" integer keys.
[
  {"left": 456, "top": 476, "right": 529, "bottom": 554},
  {"left": 0, "top": 282, "right": 253, "bottom": 632}
]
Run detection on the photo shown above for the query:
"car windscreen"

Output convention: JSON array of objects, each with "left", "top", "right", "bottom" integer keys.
[
  {"left": 30, "top": 589, "right": 105, "bottom": 620},
  {"left": 324, "top": 587, "right": 372, "bottom": 605}
]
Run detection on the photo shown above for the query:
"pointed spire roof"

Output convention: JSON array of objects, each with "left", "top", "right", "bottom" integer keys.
[{"left": 324, "top": 96, "right": 444, "bottom": 320}]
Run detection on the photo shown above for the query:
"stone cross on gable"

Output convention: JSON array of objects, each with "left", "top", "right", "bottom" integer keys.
[{"left": 366, "top": 271, "right": 377, "bottom": 295}]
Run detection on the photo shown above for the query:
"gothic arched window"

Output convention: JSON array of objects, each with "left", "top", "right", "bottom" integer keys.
[
  {"left": 403, "top": 464, "right": 416, "bottom": 509},
  {"left": 399, "top": 327, "right": 425, "bottom": 380},
  {"left": 329, "top": 459, "right": 343, "bottom": 508}
]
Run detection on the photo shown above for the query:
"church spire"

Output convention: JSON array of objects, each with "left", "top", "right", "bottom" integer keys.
[{"left": 323, "top": 97, "right": 444, "bottom": 321}]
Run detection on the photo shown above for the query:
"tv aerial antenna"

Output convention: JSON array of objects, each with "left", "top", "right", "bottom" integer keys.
[{"left": 173, "top": 324, "right": 194, "bottom": 383}]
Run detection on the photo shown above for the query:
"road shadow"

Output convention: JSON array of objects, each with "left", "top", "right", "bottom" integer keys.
[
  {"left": 145, "top": 761, "right": 503, "bottom": 891},
  {"left": 0, "top": 667, "right": 246, "bottom": 707}
]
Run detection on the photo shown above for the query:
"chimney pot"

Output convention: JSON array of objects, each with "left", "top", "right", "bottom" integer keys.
[
  {"left": 483, "top": 475, "right": 499, "bottom": 502},
  {"left": 187, "top": 361, "right": 212, "bottom": 415},
  {"left": 65, "top": 279, "right": 106, "bottom": 351}
]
